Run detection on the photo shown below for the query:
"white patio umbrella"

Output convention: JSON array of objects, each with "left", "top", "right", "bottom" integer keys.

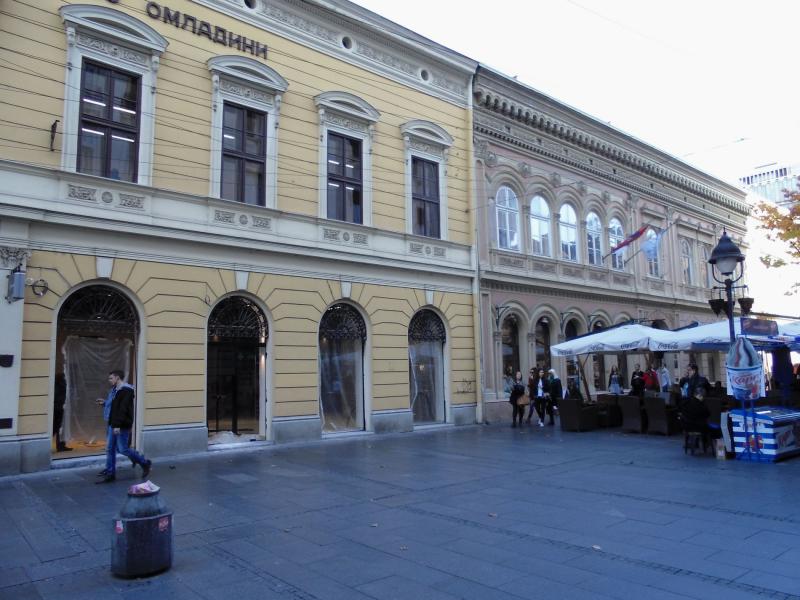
[
  {"left": 661, "top": 320, "right": 800, "bottom": 351},
  {"left": 653, "top": 320, "right": 741, "bottom": 351},
  {"left": 551, "top": 324, "right": 670, "bottom": 356}
]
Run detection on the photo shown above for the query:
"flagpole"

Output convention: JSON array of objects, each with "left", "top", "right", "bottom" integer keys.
[{"left": 622, "top": 220, "right": 676, "bottom": 267}]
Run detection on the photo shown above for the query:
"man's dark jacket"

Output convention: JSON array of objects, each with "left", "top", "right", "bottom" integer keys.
[{"left": 109, "top": 386, "right": 135, "bottom": 429}]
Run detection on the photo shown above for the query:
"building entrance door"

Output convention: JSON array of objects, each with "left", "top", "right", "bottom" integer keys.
[
  {"left": 207, "top": 342, "right": 259, "bottom": 435},
  {"left": 206, "top": 296, "right": 267, "bottom": 442}
]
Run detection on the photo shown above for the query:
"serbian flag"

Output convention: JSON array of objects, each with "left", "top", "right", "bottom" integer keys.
[{"left": 605, "top": 225, "right": 647, "bottom": 259}]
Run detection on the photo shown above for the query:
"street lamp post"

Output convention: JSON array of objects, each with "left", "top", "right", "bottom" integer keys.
[{"left": 707, "top": 230, "right": 745, "bottom": 345}]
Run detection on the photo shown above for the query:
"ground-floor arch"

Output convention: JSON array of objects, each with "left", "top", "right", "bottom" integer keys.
[
  {"left": 408, "top": 309, "right": 447, "bottom": 424},
  {"left": 319, "top": 303, "right": 367, "bottom": 433},
  {"left": 55, "top": 284, "right": 139, "bottom": 458},
  {"left": 207, "top": 295, "right": 268, "bottom": 442}
]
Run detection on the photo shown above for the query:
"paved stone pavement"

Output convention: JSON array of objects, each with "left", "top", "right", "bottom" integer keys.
[{"left": 2, "top": 423, "right": 800, "bottom": 600}]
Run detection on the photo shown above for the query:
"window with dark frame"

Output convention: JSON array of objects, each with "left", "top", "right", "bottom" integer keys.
[
  {"left": 326, "top": 132, "right": 362, "bottom": 224},
  {"left": 412, "top": 157, "right": 440, "bottom": 238},
  {"left": 220, "top": 102, "right": 266, "bottom": 206},
  {"left": 77, "top": 61, "right": 140, "bottom": 182}
]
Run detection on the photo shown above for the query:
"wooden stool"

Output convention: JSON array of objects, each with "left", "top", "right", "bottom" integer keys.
[{"left": 684, "top": 431, "right": 708, "bottom": 455}]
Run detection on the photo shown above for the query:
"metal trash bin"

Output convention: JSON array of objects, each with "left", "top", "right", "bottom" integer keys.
[{"left": 111, "top": 481, "right": 173, "bottom": 578}]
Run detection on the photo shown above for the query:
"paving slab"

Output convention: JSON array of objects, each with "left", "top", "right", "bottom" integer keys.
[{"left": 2, "top": 424, "right": 800, "bottom": 599}]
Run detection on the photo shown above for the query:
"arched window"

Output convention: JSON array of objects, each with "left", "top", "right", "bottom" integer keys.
[
  {"left": 529, "top": 195, "right": 551, "bottom": 256},
  {"left": 496, "top": 186, "right": 520, "bottom": 251},
  {"left": 701, "top": 243, "right": 713, "bottom": 287},
  {"left": 608, "top": 218, "right": 625, "bottom": 270},
  {"left": 645, "top": 228, "right": 661, "bottom": 277},
  {"left": 408, "top": 310, "right": 447, "bottom": 423},
  {"left": 559, "top": 204, "right": 578, "bottom": 262},
  {"left": 319, "top": 304, "right": 367, "bottom": 432},
  {"left": 680, "top": 239, "right": 693, "bottom": 285},
  {"left": 586, "top": 212, "right": 603, "bottom": 266}
]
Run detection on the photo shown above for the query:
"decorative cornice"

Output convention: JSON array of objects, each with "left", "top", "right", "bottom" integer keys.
[
  {"left": 475, "top": 119, "right": 747, "bottom": 232},
  {"left": 189, "top": 0, "right": 473, "bottom": 107},
  {"left": 482, "top": 277, "right": 710, "bottom": 313},
  {"left": 473, "top": 86, "right": 748, "bottom": 217}
]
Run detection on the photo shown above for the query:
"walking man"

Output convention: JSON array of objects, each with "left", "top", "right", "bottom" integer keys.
[{"left": 97, "top": 370, "right": 151, "bottom": 483}]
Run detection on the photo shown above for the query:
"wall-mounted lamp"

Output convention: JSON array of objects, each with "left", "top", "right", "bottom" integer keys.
[{"left": 5, "top": 267, "right": 25, "bottom": 303}]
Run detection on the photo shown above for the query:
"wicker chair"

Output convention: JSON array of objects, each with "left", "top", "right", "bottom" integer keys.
[
  {"left": 644, "top": 396, "right": 678, "bottom": 436},
  {"left": 620, "top": 394, "right": 647, "bottom": 433},
  {"left": 559, "top": 397, "right": 599, "bottom": 432}
]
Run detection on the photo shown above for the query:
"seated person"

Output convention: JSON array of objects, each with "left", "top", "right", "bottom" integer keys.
[
  {"left": 679, "top": 390, "right": 719, "bottom": 438},
  {"left": 567, "top": 381, "right": 584, "bottom": 402}
]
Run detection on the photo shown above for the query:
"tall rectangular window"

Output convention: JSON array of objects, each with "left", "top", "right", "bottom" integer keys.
[
  {"left": 412, "top": 157, "right": 440, "bottom": 238},
  {"left": 327, "top": 132, "right": 362, "bottom": 224},
  {"left": 77, "top": 61, "right": 139, "bottom": 182},
  {"left": 220, "top": 103, "right": 266, "bottom": 206}
]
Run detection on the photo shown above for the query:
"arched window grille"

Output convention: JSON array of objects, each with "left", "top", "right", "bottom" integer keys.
[
  {"left": 408, "top": 310, "right": 446, "bottom": 342},
  {"left": 59, "top": 285, "right": 138, "bottom": 335},
  {"left": 208, "top": 296, "right": 267, "bottom": 341}
]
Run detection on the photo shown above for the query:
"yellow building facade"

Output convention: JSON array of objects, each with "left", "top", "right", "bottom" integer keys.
[{"left": 0, "top": 0, "right": 479, "bottom": 473}]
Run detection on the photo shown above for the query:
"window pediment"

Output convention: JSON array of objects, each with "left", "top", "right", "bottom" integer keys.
[
  {"left": 400, "top": 120, "right": 454, "bottom": 148},
  {"left": 207, "top": 56, "right": 288, "bottom": 95},
  {"left": 314, "top": 91, "right": 380, "bottom": 123},
  {"left": 60, "top": 5, "right": 168, "bottom": 54}
]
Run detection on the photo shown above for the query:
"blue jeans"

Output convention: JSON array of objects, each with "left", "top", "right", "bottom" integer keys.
[{"left": 105, "top": 426, "right": 147, "bottom": 475}]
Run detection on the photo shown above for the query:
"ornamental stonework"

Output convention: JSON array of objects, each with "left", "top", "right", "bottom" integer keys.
[
  {"left": 220, "top": 79, "right": 272, "bottom": 104},
  {"left": 324, "top": 113, "right": 367, "bottom": 133},
  {"left": 76, "top": 33, "right": 147, "bottom": 66},
  {"left": 214, "top": 210, "right": 235, "bottom": 224},
  {"left": 261, "top": 4, "right": 338, "bottom": 43},
  {"left": 118, "top": 194, "right": 145, "bottom": 210},
  {"left": 356, "top": 41, "right": 416, "bottom": 76},
  {"left": 68, "top": 185, "right": 97, "bottom": 202}
]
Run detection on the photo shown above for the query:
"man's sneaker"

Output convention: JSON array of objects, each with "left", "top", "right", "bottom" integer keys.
[
  {"left": 538, "top": 420, "right": 544, "bottom": 427},
  {"left": 97, "top": 469, "right": 109, "bottom": 476},
  {"left": 141, "top": 460, "right": 152, "bottom": 479},
  {"left": 95, "top": 474, "right": 116, "bottom": 484}
]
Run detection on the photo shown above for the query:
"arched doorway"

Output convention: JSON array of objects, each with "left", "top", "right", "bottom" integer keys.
[
  {"left": 56, "top": 285, "right": 139, "bottom": 458},
  {"left": 501, "top": 315, "right": 520, "bottom": 392},
  {"left": 207, "top": 296, "right": 267, "bottom": 441},
  {"left": 319, "top": 303, "right": 366, "bottom": 432},
  {"left": 408, "top": 310, "right": 446, "bottom": 424},
  {"left": 534, "top": 317, "right": 551, "bottom": 370}
]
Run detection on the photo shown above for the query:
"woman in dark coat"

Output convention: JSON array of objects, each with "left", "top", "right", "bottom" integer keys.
[
  {"left": 527, "top": 367, "right": 549, "bottom": 426},
  {"left": 546, "top": 369, "right": 562, "bottom": 426},
  {"left": 508, "top": 371, "right": 526, "bottom": 428}
]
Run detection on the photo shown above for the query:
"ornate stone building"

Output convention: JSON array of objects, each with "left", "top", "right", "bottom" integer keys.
[
  {"left": 472, "top": 66, "right": 749, "bottom": 419},
  {"left": 0, "top": 0, "right": 479, "bottom": 473}
]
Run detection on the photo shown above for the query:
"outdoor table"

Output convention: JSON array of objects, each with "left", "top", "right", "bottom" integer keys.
[{"left": 731, "top": 407, "right": 800, "bottom": 462}]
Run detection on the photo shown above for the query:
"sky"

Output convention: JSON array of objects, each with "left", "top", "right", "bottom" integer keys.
[{"left": 354, "top": 0, "right": 800, "bottom": 316}]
